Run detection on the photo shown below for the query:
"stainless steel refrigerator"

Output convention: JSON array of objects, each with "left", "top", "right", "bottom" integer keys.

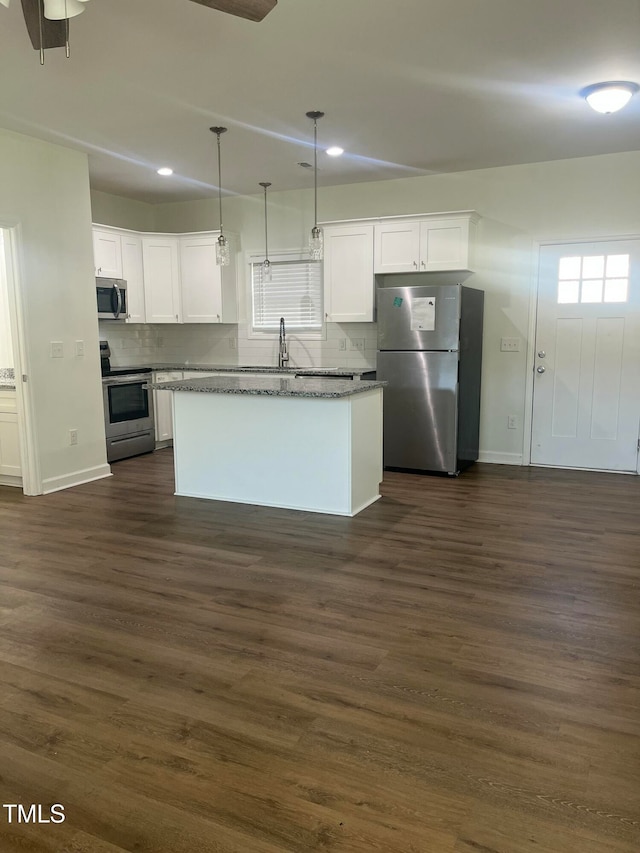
[{"left": 376, "top": 277, "right": 484, "bottom": 475}]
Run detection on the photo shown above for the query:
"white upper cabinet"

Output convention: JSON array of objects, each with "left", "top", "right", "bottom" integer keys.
[
  {"left": 373, "top": 221, "right": 420, "bottom": 274},
  {"left": 120, "top": 233, "right": 146, "bottom": 323},
  {"left": 179, "top": 234, "right": 238, "bottom": 324},
  {"left": 93, "top": 228, "right": 123, "bottom": 278},
  {"left": 323, "top": 224, "right": 375, "bottom": 323},
  {"left": 418, "top": 217, "right": 474, "bottom": 271},
  {"left": 373, "top": 212, "right": 478, "bottom": 274},
  {"left": 141, "top": 236, "right": 182, "bottom": 324}
]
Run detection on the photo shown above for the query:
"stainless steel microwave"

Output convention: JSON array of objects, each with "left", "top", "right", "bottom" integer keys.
[{"left": 97, "top": 278, "right": 128, "bottom": 320}]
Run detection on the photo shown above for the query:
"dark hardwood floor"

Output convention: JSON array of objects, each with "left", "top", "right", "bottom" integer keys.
[{"left": 0, "top": 450, "right": 639, "bottom": 852}]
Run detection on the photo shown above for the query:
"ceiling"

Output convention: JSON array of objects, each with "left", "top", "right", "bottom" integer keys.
[{"left": 1, "top": 0, "right": 639, "bottom": 204}]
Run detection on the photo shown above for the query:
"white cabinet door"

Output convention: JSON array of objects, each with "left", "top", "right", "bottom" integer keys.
[
  {"left": 142, "top": 237, "right": 181, "bottom": 323},
  {"left": 419, "top": 218, "right": 471, "bottom": 271},
  {"left": 374, "top": 221, "right": 420, "bottom": 274},
  {"left": 153, "top": 371, "right": 183, "bottom": 443},
  {"left": 0, "top": 412, "right": 21, "bottom": 478},
  {"left": 180, "top": 235, "right": 223, "bottom": 323},
  {"left": 93, "top": 228, "right": 123, "bottom": 278},
  {"left": 121, "top": 234, "right": 146, "bottom": 323},
  {"left": 324, "top": 224, "right": 375, "bottom": 322}
]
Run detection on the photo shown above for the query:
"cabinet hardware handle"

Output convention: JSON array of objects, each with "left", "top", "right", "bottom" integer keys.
[
  {"left": 421, "top": 261, "right": 426, "bottom": 268},
  {"left": 413, "top": 261, "right": 418, "bottom": 268}
]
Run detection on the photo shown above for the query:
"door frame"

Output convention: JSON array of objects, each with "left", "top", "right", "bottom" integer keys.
[
  {"left": 1, "top": 222, "right": 41, "bottom": 495},
  {"left": 524, "top": 233, "right": 640, "bottom": 474}
]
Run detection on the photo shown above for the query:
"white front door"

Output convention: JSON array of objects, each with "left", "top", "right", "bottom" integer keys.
[{"left": 531, "top": 240, "right": 640, "bottom": 472}]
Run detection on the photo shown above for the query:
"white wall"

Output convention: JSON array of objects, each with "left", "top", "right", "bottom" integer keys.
[
  {"left": 92, "top": 149, "right": 640, "bottom": 463},
  {"left": 0, "top": 128, "right": 109, "bottom": 492}
]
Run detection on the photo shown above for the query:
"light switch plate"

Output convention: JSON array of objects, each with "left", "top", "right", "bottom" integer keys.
[{"left": 50, "top": 341, "right": 64, "bottom": 358}]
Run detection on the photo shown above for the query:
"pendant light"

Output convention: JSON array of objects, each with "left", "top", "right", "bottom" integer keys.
[
  {"left": 259, "top": 181, "right": 272, "bottom": 282},
  {"left": 41, "top": 0, "right": 91, "bottom": 62},
  {"left": 210, "top": 126, "right": 230, "bottom": 266},
  {"left": 305, "top": 110, "right": 324, "bottom": 261}
]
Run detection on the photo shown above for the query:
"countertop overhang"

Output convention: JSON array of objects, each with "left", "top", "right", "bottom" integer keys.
[{"left": 148, "top": 374, "right": 385, "bottom": 399}]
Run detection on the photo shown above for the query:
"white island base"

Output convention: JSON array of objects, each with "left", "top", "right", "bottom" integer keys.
[{"left": 172, "top": 386, "right": 383, "bottom": 516}]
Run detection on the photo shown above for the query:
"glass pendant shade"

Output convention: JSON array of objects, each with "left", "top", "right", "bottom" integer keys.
[
  {"left": 0, "top": 1, "right": 11, "bottom": 9},
  {"left": 43, "top": 0, "right": 87, "bottom": 19},
  {"left": 306, "top": 110, "right": 324, "bottom": 261},
  {"left": 216, "top": 233, "right": 230, "bottom": 266},
  {"left": 309, "top": 225, "right": 323, "bottom": 261},
  {"left": 210, "top": 126, "right": 230, "bottom": 266}
]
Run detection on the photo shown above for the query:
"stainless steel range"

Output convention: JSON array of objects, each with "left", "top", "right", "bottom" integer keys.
[{"left": 100, "top": 341, "right": 155, "bottom": 463}]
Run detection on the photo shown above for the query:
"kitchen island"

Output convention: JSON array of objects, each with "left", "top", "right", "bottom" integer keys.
[{"left": 149, "top": 374, "right": 385, "bottom": 517}]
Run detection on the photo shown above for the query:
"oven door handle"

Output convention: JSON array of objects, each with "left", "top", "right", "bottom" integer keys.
[{"left": 112, "top": 283, "right": 123, "bottom": 319}]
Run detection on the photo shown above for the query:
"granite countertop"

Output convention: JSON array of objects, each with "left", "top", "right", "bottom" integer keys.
[
  {"left": 148, "top": 374, "right": 385, "bottom": 399},
  {"left": 0, "top": 367, "right": 16, "bottom": 390},
  {"left": 121, "top": 363, "right": 375, "bottom": 377}
]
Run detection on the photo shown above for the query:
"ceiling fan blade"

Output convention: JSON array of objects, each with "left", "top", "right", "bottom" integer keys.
[
  {"left": 188, "top": 0, "right": 277, "bottom": 23},
  {"left": 21, "top": 0, "right": 66, "bottom": 49}
]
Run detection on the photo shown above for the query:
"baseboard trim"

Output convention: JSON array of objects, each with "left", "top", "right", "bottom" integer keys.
[
  {"left": 0, "top": 474, "right": 22, "bottom": 488},
  {"left": 41, "top": 463, "right": 112, "bottom": 495},
  {"left": 478, "top": 451, "right": 523, "bottom": 466}
]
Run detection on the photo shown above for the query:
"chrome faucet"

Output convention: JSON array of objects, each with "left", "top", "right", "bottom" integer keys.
[{"left": 278, "top": 317, "right": 289, "bottom": 368}]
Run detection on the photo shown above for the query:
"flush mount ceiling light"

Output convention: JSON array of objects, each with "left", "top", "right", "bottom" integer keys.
[
  {"left": 582, "top": 81, "right": 639, "bottom": 114},
  {"left": 326, "top": 146, "right": 344, "bottom": 157},
  {"left": 210, "top": 126, "right": 230, "bottom": 266},
  {"left": 157, "top": 167, "right": 173, "bottom": 176},
  {"left": 306, "top": 110, "right": 325, "bottom": 261}
]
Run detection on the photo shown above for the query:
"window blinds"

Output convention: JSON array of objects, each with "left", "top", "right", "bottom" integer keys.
[{"left": 251, "top": 259, "right": 323, "bottom": 330}]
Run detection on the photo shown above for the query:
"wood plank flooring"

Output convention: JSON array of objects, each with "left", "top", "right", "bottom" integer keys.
[{"left": 0, "top": 451, "right": 639, "bottom": 852}]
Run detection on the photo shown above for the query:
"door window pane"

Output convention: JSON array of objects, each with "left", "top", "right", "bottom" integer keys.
[
  {"left": 604, "top": 278, "right": 628, "bottom": 302},
  {"left": 559, "top": 256, "right": 581, "bottom": 279},
  {"left": 606, "top": 254, "right": 629, "bottom": 277},
  {"left": 582, "top": 255, "right": 605, "bottom": 279},
  {"left": 581, "top": 280, "right": 603, "bottom": 303},
  {"left": 558, "top": 281, "right": 579, "bottom": 303}
]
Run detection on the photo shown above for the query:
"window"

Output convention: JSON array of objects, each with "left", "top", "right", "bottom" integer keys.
[
  {"left": 557, "top": 253, "right": 629, "bottom": 304},
  {"left": 250, "top": 254, "right": 323, "bottom": 333}
]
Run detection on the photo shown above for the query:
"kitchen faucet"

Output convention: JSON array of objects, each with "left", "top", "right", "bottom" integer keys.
[{"left": 278, "top": 317, "right": 289, "bottom": 368}]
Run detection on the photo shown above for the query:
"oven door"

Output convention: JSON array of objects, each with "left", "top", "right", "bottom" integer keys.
[{"left": 102, "top": 375, "right": 154, "bottom": 439}]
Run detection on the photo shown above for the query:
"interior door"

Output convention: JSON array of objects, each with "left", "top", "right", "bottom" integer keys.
[{"left": 531, "top": 240, "right": 640, "bottom": 472}]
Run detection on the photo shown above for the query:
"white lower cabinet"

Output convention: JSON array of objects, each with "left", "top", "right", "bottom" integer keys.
[
  {"left": 0, "top": 392, "right": 21, "bottom": 482},
  {"left": 153, "top": 371, "right": 183, "bottom": 444}
]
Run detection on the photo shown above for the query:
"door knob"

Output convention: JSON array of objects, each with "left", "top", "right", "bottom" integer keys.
[{"left": 536, "top": 365, "right": 546, "bottom": 374}]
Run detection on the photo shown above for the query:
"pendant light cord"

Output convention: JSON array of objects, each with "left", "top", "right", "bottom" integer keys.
[
  {"left": 260, "top": 183, "right": 271, "bottom": 262},
  {"left": 210, "top": 127, "right": 228, "bottom": 237},
  {"left": 313, "top": 118, "right": 318, "bottom": 229}
]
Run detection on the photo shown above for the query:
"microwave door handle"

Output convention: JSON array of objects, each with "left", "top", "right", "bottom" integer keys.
[{"left": 113, "top": 283, "right": 122, "bottom": 319}]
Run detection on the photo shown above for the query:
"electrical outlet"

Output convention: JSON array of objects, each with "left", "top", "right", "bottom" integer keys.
[
  {"left": 350, "top": 338, "right": 365, "bottom": 351},
  {"left": 338, "top": 338, "right": 347, "bottom": 351},
  {"left": 69, "top": 429, "right": 78, "bottom": 445},
  {"left": 500, "top": 337, "right": 520, "bottom": 352},
  {"left": 50, "top": 341, "right": 64, "bottom": 358},
  {"left": 229, "top": 337, "right": 237, "bottom": 350},
  {"left": 507, "top": 415, "right": 518, "bottom": 430},
  {"left": 75, "top": 340, "right": 84, "bottom": 357}
]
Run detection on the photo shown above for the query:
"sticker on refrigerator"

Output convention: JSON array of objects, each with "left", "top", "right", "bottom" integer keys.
[
  {"left": 410, "top": 297, "right": 436, "bottom": 331},
  {"left": 393, "top": 296, "right": 403, "bottom": 307}
]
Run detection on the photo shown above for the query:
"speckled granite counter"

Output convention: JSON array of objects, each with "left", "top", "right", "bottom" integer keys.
[
  {"left": 0, "top": 368, "right": 16, "bottom": 390},
  {"left": 122, "top": 363, "right": 374, "bottom": 378},
  {"left": 166, "top": 373, "right": 384, "bottom": 516},
  {"left": 149, "top": 374, "right": 384, "bottom": 399}
]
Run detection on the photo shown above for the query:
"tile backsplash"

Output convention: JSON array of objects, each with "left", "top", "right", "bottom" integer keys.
[{"left": 99, "top": 321, "right": 378, "bottom": 370}]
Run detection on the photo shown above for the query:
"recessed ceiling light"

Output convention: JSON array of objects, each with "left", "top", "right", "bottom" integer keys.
[
  {"left": 326, "top": 146, "right": 344, "bottom": 157},
  {"left": 581, "top": 81, "right": 639, "bottom": 114},
  {"left": 157, "top": 167, "right": 173, "bottom": 176}
]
